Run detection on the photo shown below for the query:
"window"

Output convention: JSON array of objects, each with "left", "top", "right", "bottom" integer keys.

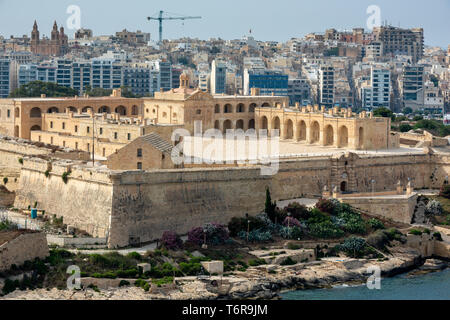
[
  {"left": 87, "top": 127, "right": 90, "bottom": 134},
  {"left": 114, "top": 132, "right": 118, "bottom": 139},
  {"left": 137, "top": 148, "right": 142, "bottom": 157},
  {"left": 50, "top": 122, "right": 53, "bottom": 129},
  {"left": 100, "top": 128, "right": 103, "bottom": 135},
  {"left": 127, "top": 133, "right": 131, "bottom": 140},
  {"left": 7, "top": 110, "right": 10, "bottom": 118},
  {"left": 75, "top": 125, "right": 78, "bottom": 133},
  {"left": 75, "top": 142, "right": 78, "bottom": 149},
  {"left": 62, "top": 122, "right": 65, "bottom": 130},
  {"left": 196, "top": 109, "right": 202, "bottom": 115},
  {"left": 137, "top": 162, "right": 142, "bottom": 170}
]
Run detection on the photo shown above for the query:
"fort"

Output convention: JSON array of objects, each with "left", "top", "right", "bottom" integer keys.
[{"left": 1, "top": 74, "right": 449, "bottom": 248}]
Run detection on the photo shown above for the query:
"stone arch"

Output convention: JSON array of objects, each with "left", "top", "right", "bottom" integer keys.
[
  {"left": 82, "top": 106, "right": 93, "bottom": 113},
  {"left": 223, "top": 119, "right": 233, "bottom": 133},
  {"left": 236, "top": 119, "right": 244, "bottom": 130},
  {"left": 338, "top": 126, "right": 349, "bottom": 148},
  {"left": 214, "top": 120, "right": 220, "bottom": 130},
  {"left": 284, "top": 119, "right": 294, "bottom": 139},
  {"left": 261, "top": 116, "right": 268, "bottom": 130},
  {"left": 98, "top": 106, "right": 111, "bottom": 114},
  {"left": 310, "top": 121, "right": 320, "bottom": 143},
  {"left": 324, "top": 125, "right": 334, "bottom": 146},
  {"left": 237, "top": 103, "right": 245, "bottom": 113},
  {"left": 131, "top": 105, "right": 139, "bottom": 115},
  {"left": 30, "top": 107, "right": 42, "bottom": 118},
  {"left": 340, "top": 181, "right": 347, "bottom": 192},
  {"left": 249, "top": 103, "right": 257, "bottom": 113},
  {"left": 47, "top": 106, "right": 59, "bottom": 113},
  {"left": 215, "top": 104, "right": 221, "bottom": 114},
  {"left": 297, "top": 120, "right": 307, "bottom": 141},
  {"left": 15, "top": 107, "right": 20, "bottom": 117},
  {"left": 30, "top": 125, "right": 41, "bottom": 131},
  {"left": 115, "top": 106, "right": 127, "bottom": 116},
  {"left": 248, "top": 119, "right": 255, "bottom": 129},
  {"left": 66, "top": 106, "right": 77, "bottom": 113},
  {"left": 358, "top": 127, "right": 364, "bottom": 149},
  {"left": 272, "top": 116, "right": 280, "bottom": 131},
  {"left": 262, "top": 102, "right": 271, "bottom": 107},
  {"left": 224, "top": 104, "right": 233, "bottom": 113}
]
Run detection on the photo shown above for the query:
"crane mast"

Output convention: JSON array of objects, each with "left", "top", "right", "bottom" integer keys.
[{"left": 147, "top": 10, "right": 202, "bottom": 44}]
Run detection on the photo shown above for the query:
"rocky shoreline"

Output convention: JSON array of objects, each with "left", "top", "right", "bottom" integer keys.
[{"left": 3, "top": 246, "right": 448, "bottom": 300}]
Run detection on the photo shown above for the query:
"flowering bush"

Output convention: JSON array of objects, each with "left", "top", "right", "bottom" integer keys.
[
  {"left": 203, "top": 223, "right": 230, "bottom": 245},
  {"left": 160, "top": 231, "right": 183, "bottom": 250},
  {"left": 188, "top": 223, "right": 230, "bottom": 246},
  {"left": 315, "top": 198, "right": 336, "bottom": 215},
  {"left": 285, "top": 202, "right": 310, "bottom": 220},
  {"left": 283, "top": 217, "right": 302, "bottom": 228},
  {"left": 187, "top": 227, "right": 205, "bottom": 245}
]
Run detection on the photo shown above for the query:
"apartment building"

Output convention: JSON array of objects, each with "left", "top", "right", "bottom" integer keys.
[
  {"left": 243, "top": 69, "right": 288, "bottom": 96},
  {"left": 319, "top": 65, "right": 335, "bottom": 108},
  {"left": 373, "top": 26, "right": 424, "bottom": 63},
  {"left": 0, "top": 59, "right": 11, "bottom": 98},
  {"left": 210, "top": 59, "right": 227, "bottom": 94}
]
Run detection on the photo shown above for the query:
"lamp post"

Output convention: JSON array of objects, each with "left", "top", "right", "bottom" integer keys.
[
  {"left": 287, "top": 212, "right": 291, "bottom": 238},
  {"left": 202, "top": 229, "right": 208, "bottom": 249},
  {"left": 245, "top": 213, "right": 250, "bottom": 242}
]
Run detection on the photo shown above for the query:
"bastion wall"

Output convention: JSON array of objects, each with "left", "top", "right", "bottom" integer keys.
[{"left": 11, "top": 150, "right": 450, "bottom": 248}]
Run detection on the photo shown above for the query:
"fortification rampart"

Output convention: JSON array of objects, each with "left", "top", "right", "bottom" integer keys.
[{"left": 12, "top": 149, "right": 450, "bottom": 248}]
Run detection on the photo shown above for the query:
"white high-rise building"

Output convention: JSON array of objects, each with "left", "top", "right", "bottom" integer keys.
[{"left": 210, "top": 60, "right": 226, "bottom": 95}]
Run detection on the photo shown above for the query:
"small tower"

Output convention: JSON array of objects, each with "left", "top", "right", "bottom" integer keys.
[
  {"left": 31, "top": 20, "right": 39, "bottom": 43},
  {"left": 179, "top": 73, "right": 190, "bottom": 89},
  {"left": 51, "top": 21, "right": 59, "bottom": 41}
]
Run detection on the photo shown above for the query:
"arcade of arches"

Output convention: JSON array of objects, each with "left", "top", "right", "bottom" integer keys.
[{"left": 255, "top": 106, "right": 394, "bottom": 150}]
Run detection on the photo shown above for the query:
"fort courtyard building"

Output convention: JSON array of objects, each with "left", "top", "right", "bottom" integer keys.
[
  {"left": 255, "top": 104, "right": 395, "bottom": 150},
  {"left": 0, "top": 89, "right": 142, "bottom": 140},
  {"left": 1, "top": 74, "right": 396, "bottom": 166}
]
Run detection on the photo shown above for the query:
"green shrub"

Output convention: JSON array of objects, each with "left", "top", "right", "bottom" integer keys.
[
  {"left": 368, "top": 218, "right": 385, "bottom": 230},
  {"left": 228, "top": 216, "right": 265, "bottom": 237},
  {"left": 440, "top": 184, "right": 450, "bottom": 199},
  {"left": 119, "top": 280, "right": 130, "bottom": 287},
  {"left": 3, "top": 177, "right": 8, "bottom": 185},
  {"left": 248, "top": 259, "right": 267, "bottom": 267},
  {"left": 18, "top": 158, "right": 23, "bottom": 165},
  {"left": 287, "top": 243, "right": 301, "bottom": 250},
  {"left": 280, "top": 257, "right": 296, "bottom": 266},
  {"left": 309, "top": 221, "right": 345, "bottom": 239},
  {"left": 433, "top": 232, "right": 443, "bottom": 241},
  {"left": 126, "top": 252, "right": 141, "bottom": 261},
  {"left": 238, "top": 229, "right": 273, "bottom": 242},
  {"left": 62, "top": 171, "right": 71, "bottom": 184},
  {"left": 152, "top": 277, "right": 173, "bottom": 287},
  {"left": 307, "top": 208, "right": 331, "bottom": 224},
  {"left": 409, "top": 229, "right": 423, "bottom": 236},
  {"left": 337, "top": 237, "right": 367, "bottom": 258}
]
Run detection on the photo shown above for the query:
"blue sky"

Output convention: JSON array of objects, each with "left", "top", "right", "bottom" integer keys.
[{"left": 0, "top": 0, "right": 448, "bottom": 48}]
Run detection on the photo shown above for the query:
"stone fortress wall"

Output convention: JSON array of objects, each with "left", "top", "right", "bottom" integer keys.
[
  {"left": 11, "top": 148, "right": 450, "bottom": 248},
  {"left": 0, "top": 135, "right": 89, "bottom": 191}
]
